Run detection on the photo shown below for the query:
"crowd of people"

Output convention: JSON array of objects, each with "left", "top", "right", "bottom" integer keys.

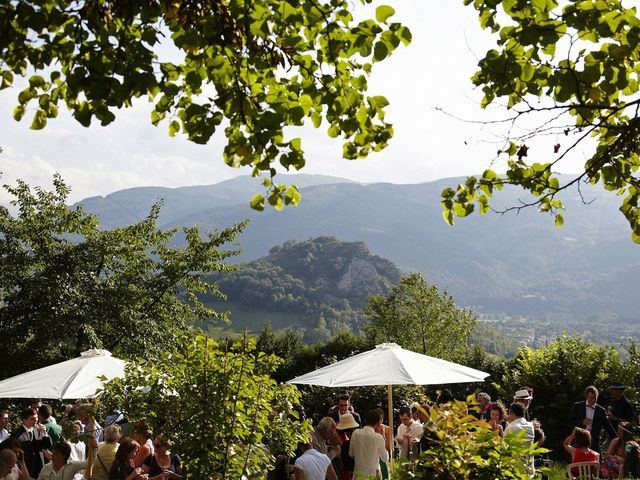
[
  {"left": 0, "top": 383, "right": 639, "bottom": 480},
  {"left": 0, "top": 400, "right": 182, "bottom": 480},
  {"left": 283, "top": 383, "right": 640, "bottom": 480},
  {"left": 562, "top": 384, "right": 640, "bottom": 479}
]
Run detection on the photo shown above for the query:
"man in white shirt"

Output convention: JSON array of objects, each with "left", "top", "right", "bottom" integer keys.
[
  {"left": 505, "top": 402, "right": 535, "bottom": 477},
  {"left": 294, "top": 443, "right": 337, "bottom": 480},
  {"left": 37, "top": 442, "right": 93, "bottom": 480},
  {"left": 395, "top": 406, "right": 424, "bottom": 460},
  {"left": 349, "top": 409, "right": 389, "bottom": 479}
]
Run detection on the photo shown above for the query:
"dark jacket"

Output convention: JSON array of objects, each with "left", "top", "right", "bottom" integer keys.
[
  {"left": 11, "top": 425, "right": 52, "bottom": 477},
  {"left": 610, "top": 395, "right": 634, "bottom": 428},
  {"left": 568, "top": 400, "right": 617, "bottom": 451}
]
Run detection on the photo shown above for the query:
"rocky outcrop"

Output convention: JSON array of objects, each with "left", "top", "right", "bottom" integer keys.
[{"left": 337, "top": 258, "right": 386, "bottom": 296}]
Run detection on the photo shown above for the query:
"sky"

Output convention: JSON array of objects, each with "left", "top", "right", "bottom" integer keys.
[{"left": 0, "top": 1, "right": 590, "bottom": 204}]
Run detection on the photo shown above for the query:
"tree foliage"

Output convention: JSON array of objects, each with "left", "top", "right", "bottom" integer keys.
[
  {"left": 363, "top": 272, "right": 476, "bottom": 360},
  {"left": 100, "top": 334, "right": 312, "bottom": 479},
  {"left": 0, "top": 0, "right": 410, "bottom": 209},
  {"left": 443, "top": 0, "right": 640, "bottom": 243},
  {"left": 0, "top": 175, "right": 245, "bottom": 377}
]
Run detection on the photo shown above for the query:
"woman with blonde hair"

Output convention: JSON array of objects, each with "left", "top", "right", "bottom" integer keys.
[{"left": 93, "top": 425, "right": 121, "bottom": 480}]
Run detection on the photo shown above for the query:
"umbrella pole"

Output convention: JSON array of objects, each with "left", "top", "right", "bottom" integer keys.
[
  {"left": 387, "top": 384, "right": 394, "bottom": 478},
  {"left": 86, "top": 416, "right": 94, "bottom": 480},
  {"left": 86, "top": 399, "right": 96, "bottom": 480}
]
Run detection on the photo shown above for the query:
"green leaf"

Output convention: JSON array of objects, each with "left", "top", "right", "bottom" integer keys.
[
  {"left": 376, "top": 5, "right": 395, "bottom": 23},
  {"left": 397, "top": 26, "right": 412, "bottom": 46},
  {"left": 442, "top": 207, "right": 454, "bottom": 225},
  {"left": 555, "top": 213, "right": 564, "bottom": 226},
  {"left": 327, "top": 125, "right": 340, "bottom": 138},
  {"left": 453, "top": 201, "right": 474, "bottom": 217},
  {"left": 311, "top": 112, "right": 322, "bottom": 128},
  {"left": 441, "top": 187, "right": 456, "bottom": 199},
  {"left": 284, "top": 185, "right": 301, "bottom": 206},
  {"left": 13, "top": 105, "right": 26, "bottom": 121},
  {"left": 30, "top": 109, "right": 47, "bottom": 130},
  {"left": 299, "top": 94, "right": 312, "bottom": 115},
  {"left": 290, "top": 137, "right": 302, "bottom": 152},
  {"left": 250, "top": 194, "right": 265, "bottom": 211},
  {"left": 478, "top": 195, "right": 490, "bottom": 214},
  {"left": 28, "top": 75, "right": 45, "bottom": 88},
  {"left": 373, "top": 42, "right": 389, "bottom": 62},
  {"left": 168, "top": 120, "right": 180, "bottom": 137}
]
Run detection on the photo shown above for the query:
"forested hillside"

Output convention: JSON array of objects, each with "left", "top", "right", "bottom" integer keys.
[{"left": 209, "top": 236, "right": 401, "bottom": 341}]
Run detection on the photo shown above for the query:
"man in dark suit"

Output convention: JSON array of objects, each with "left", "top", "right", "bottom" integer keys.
[
  {"left": 328, "top": 392, "right": 362, "bottom": 427},
  {"left": 11, "top": 407, "right": 52, "bottom": 478},
  {"left": 568, "top": 385, "right": 617, "bottom": 452},
  {"left": 607, "top": 382, "right": 634, "bottom": 430}
]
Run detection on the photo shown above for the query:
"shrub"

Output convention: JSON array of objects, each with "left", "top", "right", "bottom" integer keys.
[
  {"left": 395, "top": 399, "right": 546, "bottom": 480},
  {"left": 100, "top": 334, "right": 311, "bottom": 479}
]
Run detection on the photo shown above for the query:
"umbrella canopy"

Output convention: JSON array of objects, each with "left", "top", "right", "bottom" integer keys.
[
  {"left": 0, "top": 349, "right": 125, "bottom": 399},
  {"left": 287, "top": 342, "right": 489, "bottom": 387}
]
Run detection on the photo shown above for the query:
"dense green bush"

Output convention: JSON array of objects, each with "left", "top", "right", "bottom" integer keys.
[
  {"left": 100, "top": 334, "right": 311, "bottom": 479},
  {"left": 396, "top": 400, "right": 546, "bottom": 480}
]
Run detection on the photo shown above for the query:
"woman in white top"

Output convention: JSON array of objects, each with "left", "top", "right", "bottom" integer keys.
[{"left": 65, "top": 422, "right": 86, "bottom": 462}]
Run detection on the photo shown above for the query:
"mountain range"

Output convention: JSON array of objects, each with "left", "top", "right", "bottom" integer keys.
[{"left": 77, "top": 174, "right": 640, "bottom": 322}]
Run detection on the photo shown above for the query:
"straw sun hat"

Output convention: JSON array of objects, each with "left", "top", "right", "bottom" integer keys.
[{"left": 336, "top": 413, "right": 359, "bottom": 430}]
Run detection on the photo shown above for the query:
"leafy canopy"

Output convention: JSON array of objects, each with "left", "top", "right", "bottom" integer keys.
[
  {"left": 0, "top": 175, "right": 245, "bottom": 377},
  {"left": 364, "top": 272, "right": 476, "bottom": 360},
  {"left": 0, "top": 0, "right": 410, "bottom": 210},
  {"left": 443, "top": 0, "right": 640, "bottom": 243}
]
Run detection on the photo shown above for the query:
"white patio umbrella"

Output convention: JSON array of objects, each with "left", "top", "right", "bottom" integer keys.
[
  {"left": 287, "top": 342, "right": 489, "bottom": 475},
  {"left": 0, "top": 348, "right": 125, "bottom": 399},
  {"left": 0, "top": 348, "right": 126, "bottom": 480}
]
